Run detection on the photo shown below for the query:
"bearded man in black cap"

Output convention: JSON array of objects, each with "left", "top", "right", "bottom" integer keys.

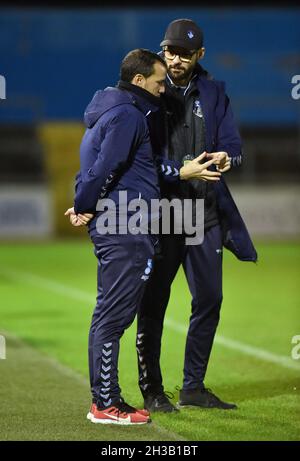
[{"left": 136, "top": 19, "right": 257, "bottom": 412}]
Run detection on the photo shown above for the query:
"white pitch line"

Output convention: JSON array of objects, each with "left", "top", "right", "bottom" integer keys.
[
  {"left": 1, "top": 269, "right": 96, "bottom": 304},
  {"left": 1, "top": 329, "right": 91, "bottom": 387},
  {"left": 0, "top": 270, "right": 185, "bottom": 441},
  {"left": 2, "top": 268, "right": 300, "bottom": 373},
  {"left": 1, "top": 331, "right": 184, "bottom": 441},
  {"left": 164, "top": 318, "right": 300, "bottom": 372}
]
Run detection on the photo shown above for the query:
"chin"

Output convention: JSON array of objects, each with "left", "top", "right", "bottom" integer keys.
[{"left": 170, "top": 70, "right": 184, "bottom": 78}]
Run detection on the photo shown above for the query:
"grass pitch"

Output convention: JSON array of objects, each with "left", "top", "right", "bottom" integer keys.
[{"left": 0, "top": 240, "right": 299, "bottom": 441}]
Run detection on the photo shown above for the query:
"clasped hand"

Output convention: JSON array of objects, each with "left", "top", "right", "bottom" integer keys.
[{"left": 180, "top": 151, "right": 231, "bottom": 181}]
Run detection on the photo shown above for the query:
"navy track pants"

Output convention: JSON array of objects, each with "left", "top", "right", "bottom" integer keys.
[{"left": 88, "top": 233, "right": 155, "bottom": 408}]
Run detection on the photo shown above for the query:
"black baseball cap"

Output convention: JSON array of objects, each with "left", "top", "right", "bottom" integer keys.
[{"left": 160, "top": 19, "right": 204, "bottom": 51}]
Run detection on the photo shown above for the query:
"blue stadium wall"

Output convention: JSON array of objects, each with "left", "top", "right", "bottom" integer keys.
[{"left": 0, "top": 8, "right": 300, "bottom": 126}]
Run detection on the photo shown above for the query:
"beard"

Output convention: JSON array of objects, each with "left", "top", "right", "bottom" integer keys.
[{"left": 168, "top": 65, "right": 193, "bottom": 85}]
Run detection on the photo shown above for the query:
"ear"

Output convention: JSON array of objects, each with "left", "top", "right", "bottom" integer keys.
[
  {"left": 197, "top": 47, "right": 205, "bottom": 60},
  {"left": 131, "top": 73, "right": 145, "bottom": 87}
]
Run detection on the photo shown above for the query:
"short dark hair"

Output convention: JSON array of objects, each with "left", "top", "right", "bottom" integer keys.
[{"left": 120, "top": 48, "right": 166, "bottom": 83}]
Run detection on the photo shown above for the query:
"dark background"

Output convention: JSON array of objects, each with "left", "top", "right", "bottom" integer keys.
[{"left": 0, "top": 4, "right": 299, "bottom": 236}]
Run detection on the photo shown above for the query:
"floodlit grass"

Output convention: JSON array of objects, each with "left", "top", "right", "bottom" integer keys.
[{"left": 0, "top": 240, "right": 299, "bottom": 441}]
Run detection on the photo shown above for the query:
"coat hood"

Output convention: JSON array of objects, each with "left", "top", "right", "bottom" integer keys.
[
  {"left": 84, "top": 84, "right": 161, "bottom": 129},
  {"left": 84, "top": 87, "right": 133, "bottom": 128}
]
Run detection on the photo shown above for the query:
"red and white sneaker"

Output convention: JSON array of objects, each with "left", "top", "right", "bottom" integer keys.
[
  {"left": 87, "top": 403, "right": 97, "bottom": 421},
  {"left": 87, "top": 401, "right": 150, "bottom": 420},
  {"left": 135, "top": 407, "right": 150, "bottom": 417},
  {"left": 119, "top": 397, "right": 150, "bottom": 417},
  {"left": 91, "top": 401, "right": 151, "bottom": 425}
]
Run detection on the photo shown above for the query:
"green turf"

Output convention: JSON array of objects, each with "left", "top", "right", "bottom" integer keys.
[
  {"left": 0, "top": 240, "right": 299, "bottom": 440},
  {"left": 0, "top": 334, "right": 180, "bottom": 441}
]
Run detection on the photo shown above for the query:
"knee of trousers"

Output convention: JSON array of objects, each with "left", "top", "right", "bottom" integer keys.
[
  {"left": 192, "top": 293, "right": 223, "bottom": 315},
  {"left": 92, "top": 324, "right": 128, "bottom": 345}
]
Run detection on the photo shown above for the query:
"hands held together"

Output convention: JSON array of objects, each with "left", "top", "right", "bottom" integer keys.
[
  {"left": 180, "top": 151, "right": 231, "bottom": 181},
  {"left": 64, "top": 207, "right": 94, "bottom": 227}
]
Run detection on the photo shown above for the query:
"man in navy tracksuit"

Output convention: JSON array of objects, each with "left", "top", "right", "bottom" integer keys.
[
  {"left": 136, "top": 19, "right": 258, "bottom": 413},
  {"left": 66, "top": 49, "right": 169, "bottom": 425},
  {"left": 66, "top": 47, "right": 219, "bottom": 423}
]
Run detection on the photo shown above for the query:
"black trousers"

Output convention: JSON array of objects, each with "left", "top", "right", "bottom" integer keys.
[{"left": 136, "top": 225, "right": 223, "bottom": 395}]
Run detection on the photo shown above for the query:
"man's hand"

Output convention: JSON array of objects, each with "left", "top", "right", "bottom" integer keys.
[
  {"left": 64, "top": 207, "right": 94, "bottom": 227},
  {"left": 179, "top": 152, "right": 221, "bottom": 182},
  {"left": 206, "top": 151, "right": 231, "bottom": 173}
]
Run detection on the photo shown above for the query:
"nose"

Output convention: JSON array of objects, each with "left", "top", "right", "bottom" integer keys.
[
  {"left": 173, "top": 54, "right": 181, "bottom": 64},
  {"left": 159, "top": 84, "right": 165, "bottom": 94}
]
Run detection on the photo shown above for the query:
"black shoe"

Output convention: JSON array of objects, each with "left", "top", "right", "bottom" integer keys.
[
  {"left": 179, "top": 388, "right": 237, "bottom": 410},
  {"left": 144, "top": 392, "right": 179, "bottom": 413}
]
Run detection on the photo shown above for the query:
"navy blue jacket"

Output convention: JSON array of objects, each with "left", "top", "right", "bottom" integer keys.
[
  {"left": 152, "top": 65, "right": 257, "bottom": 262},
  {"left": 74, "top": 85, "right": 160, "bottom": 235}
]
